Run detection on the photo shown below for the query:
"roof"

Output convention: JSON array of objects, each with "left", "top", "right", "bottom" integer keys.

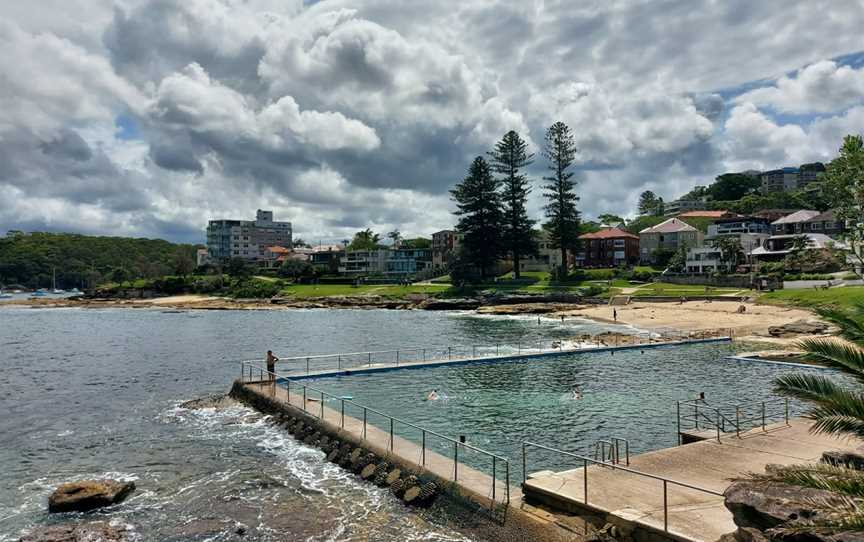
[
  {"left": 806, "top": 209, "right": 839, "bottom": 222},
  {"left": 677, "top": 210, "right": 735, "bottom": 218},
  {"left": 771, "top": 210, "right": 820, "bottom": 225},
  {"left": 579, "top": 227, "right": 639, "bottom": 240},
  {"left": 639, "top": 218, "right": 698, "bottom": 234},
  {"left": 750, "top": 233, "right": 849, "bottom": 256},
  {"left": 266, "top": 246, "right": 290, "bottom": 253}
]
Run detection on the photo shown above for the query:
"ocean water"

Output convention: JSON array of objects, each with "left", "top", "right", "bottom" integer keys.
[{"left": 0, "top": 306, "right": 629, "bottom": 541}]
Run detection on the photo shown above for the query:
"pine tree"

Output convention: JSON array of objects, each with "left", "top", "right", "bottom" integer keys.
[
  {"left": 451, "top": 157, "right": 503, "bottom": 280},
  {"left": 541, "top": 122, "right": 580, "bottom": 277},
  {"left": 488, "top": 131, "right": 537, "bottom": 279}
]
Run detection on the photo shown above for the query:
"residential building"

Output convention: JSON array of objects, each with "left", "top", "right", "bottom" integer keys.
[
  {"left": 685, "top": 246, "right": 728, "bottom": 274},
  {"left": 338, "top": 250, "right": 388, "bottom": 275},
  {"left": 803, "top": 209, "right": 848, "bottom": 238},
  {"left": 707, "top": 216, "right": 771, "bottom": 238},
  {"left": 750, "top": 233, "right": 849, "bottom": 263},
  {"left": 760, "top": 167, "right": 800, "bottom": 193},
  {"left": 664, "top": 198, "right": 708, "bottom": 217},
  {"left": 638, "top": 218, "right": 704, "bottom": 263},
  {"left": 770, "top": 210, "right": 821, "bottom": 235},
  {"left": 797, "top": 162, "right": 826, "bottom": 189},
  {"left": 576, "top": 228, "right": 640, "bottom": 267},
  {"left": 677, "top": 210, "right": 738, "bottom": 219},
  {"left": 431, "top": 230, "right": 461, "bottom": 269},
  {"left": 206, "top": 209, "right": 293, "bottom": 262},
  {"left": 196, "top": 248, "right": 209, "bottom": 268},
  {"left": 385, "top": 248, "right": 432, "bottom": 276},
  {"left": 519, "top": 231, "right": 565, "bottom": 272},
  {"left": 310, "top": 246, "right": 344, "bottom": 274},
  {"left": 752, "top": 209, "right": 802, "bottom": 222}
]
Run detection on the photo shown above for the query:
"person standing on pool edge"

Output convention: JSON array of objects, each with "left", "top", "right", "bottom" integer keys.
[
  {"left": 266, "top": 350, "right": 279, "bottom": 381},
  {"left": 613, "top": 308, "right": 617, "bottom": 322}
]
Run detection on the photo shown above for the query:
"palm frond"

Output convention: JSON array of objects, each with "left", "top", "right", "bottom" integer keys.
[
  {"left": 774, "top": 373, "right": 848, "bottom": 403},
  {"left": 814, "top": 303, "right": 864, "bottom": 344},
  {"left": 795, "top": 337, "right": 864, "bottom": 381},
  {"left": 740, "top": 464, "right": 864, "bottom": 498}
]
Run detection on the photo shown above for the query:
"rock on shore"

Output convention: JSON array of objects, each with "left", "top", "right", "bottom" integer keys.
[
  {"left": 19, "top": 521, "right": 131, "bottom": 542},
  {"left": 48, "top": 480, "right": 135, "bottom": 513}
]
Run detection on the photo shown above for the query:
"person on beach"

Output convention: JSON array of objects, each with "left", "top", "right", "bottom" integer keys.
[
  {"left": 266, "top": 350, "right": 279, "bottom": 380},
  {"left": 426, "top": 389, "right": 440, "bottom": 401},
  {"left": 613, "top": 308, "right": 617, "bottom": 322}
]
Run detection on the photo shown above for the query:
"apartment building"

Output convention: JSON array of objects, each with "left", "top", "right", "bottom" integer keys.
[
  {"left": 770, "top": 210, "right": 821, "bottom": 235},
  {"left": 639, "top": 218, "right": 704, "bottom": 263},
  {"left": 431, "top": 230, "right": 461, "bottom": 269},
  {"left": 206, "top": 210, "right": 293, "bottom": 262},
  {"left": 576, "top": 228, "right": 640, "bottom": 267}
]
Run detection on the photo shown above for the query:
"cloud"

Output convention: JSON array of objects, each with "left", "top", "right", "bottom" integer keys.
[
  {"left": 3, "top": 0, "right": 864, "bottom": 241},
  {"left": 736, "top": 60, "right": 864, "bottom": 114}
]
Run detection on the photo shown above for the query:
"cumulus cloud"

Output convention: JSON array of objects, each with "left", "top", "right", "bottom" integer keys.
[
  {"left": 2, "top": 0, "right": 864, "bottom": 240},
  {"left": 736, "top": 60, "right": 864, "bottom": 114}
]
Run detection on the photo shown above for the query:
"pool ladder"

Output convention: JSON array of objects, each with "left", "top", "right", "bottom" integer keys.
[{"left": 592, "top": 437, "right": 630, "bottom": 466}]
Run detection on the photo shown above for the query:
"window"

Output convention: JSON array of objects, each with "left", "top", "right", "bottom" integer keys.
[{"left": 613, "top": 239, "right": 625, "bottom": 248}]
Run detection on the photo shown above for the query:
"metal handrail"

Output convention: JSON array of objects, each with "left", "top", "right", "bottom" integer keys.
[
  {"left": 677, "top": 396, "right": 790, "bottom": 443},
  {"left": 240, "top": 329, "right": 732, "bottom": 375},
  {"left": 240, "top": 361, "right": 511, "bottom": 506},
  {"left": 522, "top": 441, "right": 722, "bottom": 533}
]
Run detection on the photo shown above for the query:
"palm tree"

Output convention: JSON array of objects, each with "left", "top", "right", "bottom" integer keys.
[{"left": 774, "top": 302, "right": 864, "bottom": 438}]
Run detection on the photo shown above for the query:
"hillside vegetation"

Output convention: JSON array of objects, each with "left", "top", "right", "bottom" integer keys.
[{"left": 0, "top": 232, "right": 199, "bottom": 289}]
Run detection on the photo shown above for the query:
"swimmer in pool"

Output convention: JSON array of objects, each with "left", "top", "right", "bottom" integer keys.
[
  {"left": 571, "top": 384, "right": 583, "bottom": 400},
  {"left": 426, "top": 389, "right": 440, "bottom": 401}
]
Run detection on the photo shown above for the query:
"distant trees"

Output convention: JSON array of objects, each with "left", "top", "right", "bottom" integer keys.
[
  {"left": 542, "top": 122, "right": 581, "bottom": 277},
  {"left": 347, "top": 229, "right": 383, "bottom": 251},
  {"left": 716, "top": 237, "right": 744, "bottom": 271},
  {"left": 451, "top": 156, "right": 503, "bottom": 280},
  {"left": 638, "top": 191, "right": 665, "bottom": 216},
  {"left": 278, "top": 258, "right": 314, "bottom": 279},
  {"left": 824, "top": 134, "right": 864, "bottom": 278},
  {"left": 387, "top": 230, "right": 402, "bottom": 248},
  {"left": 597, "top": 214, "right": 624, "bottom": 226},
  {"left": 489, "top": 130, "right": 537, "bottom": 278},
  {"left": 706, "top": 173, "right": 760, "bottom": 201}
]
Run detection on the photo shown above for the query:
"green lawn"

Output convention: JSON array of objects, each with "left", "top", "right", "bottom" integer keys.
[
  {"left": 758, "top": 286, "right": 864, "bottom": 310},
  {"left": 628, "top": 283, "right": 746, "bottom": 297}
]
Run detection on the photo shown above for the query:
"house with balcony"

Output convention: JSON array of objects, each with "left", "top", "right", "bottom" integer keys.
[
  {"left": 431, "top": 230, "right": 461, "bottom": 269},
  {"left": 338, "top": 250, "right": 388, "bottom": 275},
  {"left": 685, "top": 246, "right": 728, "bottom": 274},
  {"left": 638, "top": 218, "right": 704, "bottom": 264},
  {"left": 515, "top": 231, "right": 566, "bottom": 272},
  {"left": 384, "top": 248, "right": 432, "bottom": 276},
  {"left": 576, "top": 228, "right": 640, "bottom": 267},
  {"left": 802, "top": 209, "right": 848, "bottom": 238},
  {"left": 771, "top": 210, "right": 821, "bottom": 235},
  {"left": 750, "top": 233, "right": 849, "bottom": 263}
]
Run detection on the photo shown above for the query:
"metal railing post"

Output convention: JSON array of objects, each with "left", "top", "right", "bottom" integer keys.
[
  {"left": 448, "top": 346, "right": 452, "bottom": 360},
  {"left": 522, "top": 443, "right": 527, "bottom": 485},
  {"left": 341, "top": 400, "right": 345, "bottom": 429},
  {"left": 736, "top": 407, "right": 740, "bottom": 437},
  {"left": 422, "top": 430, "right": 426, "bottom": 466},
  {"left": 396, "top": 350, "right": 399, "bottom": 365},
  {"left": 785, "top": 398, "right": 790, "bottom": 425},
  {"left": 368, "top": 352, "right": 372, "bottom": 367},
  {"left": 583, "top": 457, "right": 588, "bottom": 504},
  {"left": 287, "top": 380, "right": 291, "bottom": 403},
  {"left": 496, "top": 343, "right": 500, "bottom": 356},
  {"left": 663, "top": 479, "right": 668, "bottom": 532},
  {"left": 517, "top": 341, "right": 521, "bottom": 354},
  {"left": 389, "top": 418, "right": 394, "bottom": 451},
  {"left": 303, "top": 387, "right": 306, "bottom": 411},
  {"left": 473, "top": 345, "right": 476, "bottom": 358},
  {"left": 363, "top": 408, "right": 367, "bottom": 439},
  {"left": 716, "top": 411, "right": 721, "bottom": 443},
  {"left": 762, "top": 401, "right": 766, "bottom": 431},
  {"left": 422, "top": 348, "right": 426, "bottom": 361},
  {"left": 492, "top": 456, "right": 496, "bottom": 502},
  {"left": 454, "top": 442, "right": 458, "bottom": 481},
  {"left": 506, "top": 461, "right": 510, "bottom": 505},
  {"left": 676, "top": 401, "right": 681, "bottom": 445},
  {"left": 338, "top": 355, "right": 342, "bottom": 370},
  {"left": 320, "top": 391, "right": 324, "bottom": 419},
  {"left": 306, "top": 357, "right": 310, "bottom": 375},
  {"left": 694, "top": 402, "right": 699, "bottom": 430}
]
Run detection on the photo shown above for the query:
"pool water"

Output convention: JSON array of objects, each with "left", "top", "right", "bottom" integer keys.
[{"left": 303, "top": 342, "right": 835, "bottom": 476}]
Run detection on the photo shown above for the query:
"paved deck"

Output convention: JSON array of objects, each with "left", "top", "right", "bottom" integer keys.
[
  {"left": 243, "top": 381, "right": 516, "bottom": 507},
  {"left": 523, "top": 419, "right": 861, "bottom": 542}
]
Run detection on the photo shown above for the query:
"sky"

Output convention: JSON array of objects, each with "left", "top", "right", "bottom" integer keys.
[{"left": 2, "top": 0, "right": 864, "bottom": 244}]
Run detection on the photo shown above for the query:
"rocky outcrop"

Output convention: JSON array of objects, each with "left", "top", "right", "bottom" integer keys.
[
  {"left": 417, "top": 298, "right": 481, "bottom": 310},
  {"left": 767, "top": 320, "right": 829, "bottom": 337},
  {"left": 18, "top": 521, "right": 130, "bottom": 541},
  {"left": 723, "top": 479, "right": 864, "bottom": 542},
  {"left": 48, "top": 480, "right": 135, "bottom": 513}
]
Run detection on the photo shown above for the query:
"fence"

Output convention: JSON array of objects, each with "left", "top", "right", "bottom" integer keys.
[
  {"left": 240, "top": 362, "right": 511, "bottom": 507},
  {"left": 522, "top": 441, "right": 723, "bottom": 534},
  {"left": 677, "top": 396, "right": 790, "bottom": 443},
  {"left": 243, "top": 330, "right": 732, "bottom": 376}
]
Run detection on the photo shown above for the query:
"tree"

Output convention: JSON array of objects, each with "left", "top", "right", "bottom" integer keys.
[
  {"left": 824, "top": 134, "right": 864, "bottom": 278},
  {"left": 597, "top": 214, "right": 624, "bottom": 226},
  {"left": 172, "top": 250, "right": 195, "bottom": 278},
  {"left": 347, "top": 229, "right": 382, "bottom": 251},
  {"left": 292, "top": 238, "right": 309, "bottom": 248},
  {"left": 638, "top": 191, "right": 663, "bottom": 216},
  {"left": 706, "top": 173, "right": 761, "bottom": 201},
  {"left": 278, "top": 258, "right": 313, "bottom": 279},
  {"left": 715, "top": 237, "right": 743, "bottom": 272},
  {"left": 451, "top": 156, "right": 503, "bottom": 280},
  {"left": 541, "top": 122, "right": 580, "bottom": 277},
  {"left": 226, "top": 257, "right": 253, "bottom": 278},
  {"left": 387, "top": 230, "right": 402, "bottom": 248},
  {"left": 667, "top": 244, "right": 689, "bottom": 272},
  {"left": 488, "top": 130, "right": 537, "bottom": 278}
]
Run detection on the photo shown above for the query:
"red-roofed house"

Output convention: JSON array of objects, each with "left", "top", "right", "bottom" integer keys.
[{"left": 576, "top": 227, "right": 640, "bottom": 267}]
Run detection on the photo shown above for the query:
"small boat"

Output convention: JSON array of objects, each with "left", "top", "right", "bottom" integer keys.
[
  {"left": 12, "top": 290, "right": 22, "bottom": 294},
  {"left": 70, "top": 288, "right": 81, "bottom": 294},
  {"left": 31, "top": 291, "right": 47, "bottom": 297},
  {"left": 52, "top": 289, "right": 65, "bottom": 294},
  {"left": 0, "top": 289, "right": 12, "bottom": 299}
]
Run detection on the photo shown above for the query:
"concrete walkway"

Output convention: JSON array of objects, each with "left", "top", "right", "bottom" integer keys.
[
  {"left": 244, "top": 381, "right": 516, "bottom": 506},
  {"left": 523, "top": 418, "right": 861, "bottom": 542}
]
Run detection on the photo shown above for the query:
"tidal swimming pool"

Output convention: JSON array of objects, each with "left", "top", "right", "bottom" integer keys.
[{"left": 302, "top": 342, "right": 831, "bottom": 475}]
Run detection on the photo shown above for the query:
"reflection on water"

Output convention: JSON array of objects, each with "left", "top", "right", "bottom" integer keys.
[{"left": 1, "top": 306, "right": 623, "bottom": 540}]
